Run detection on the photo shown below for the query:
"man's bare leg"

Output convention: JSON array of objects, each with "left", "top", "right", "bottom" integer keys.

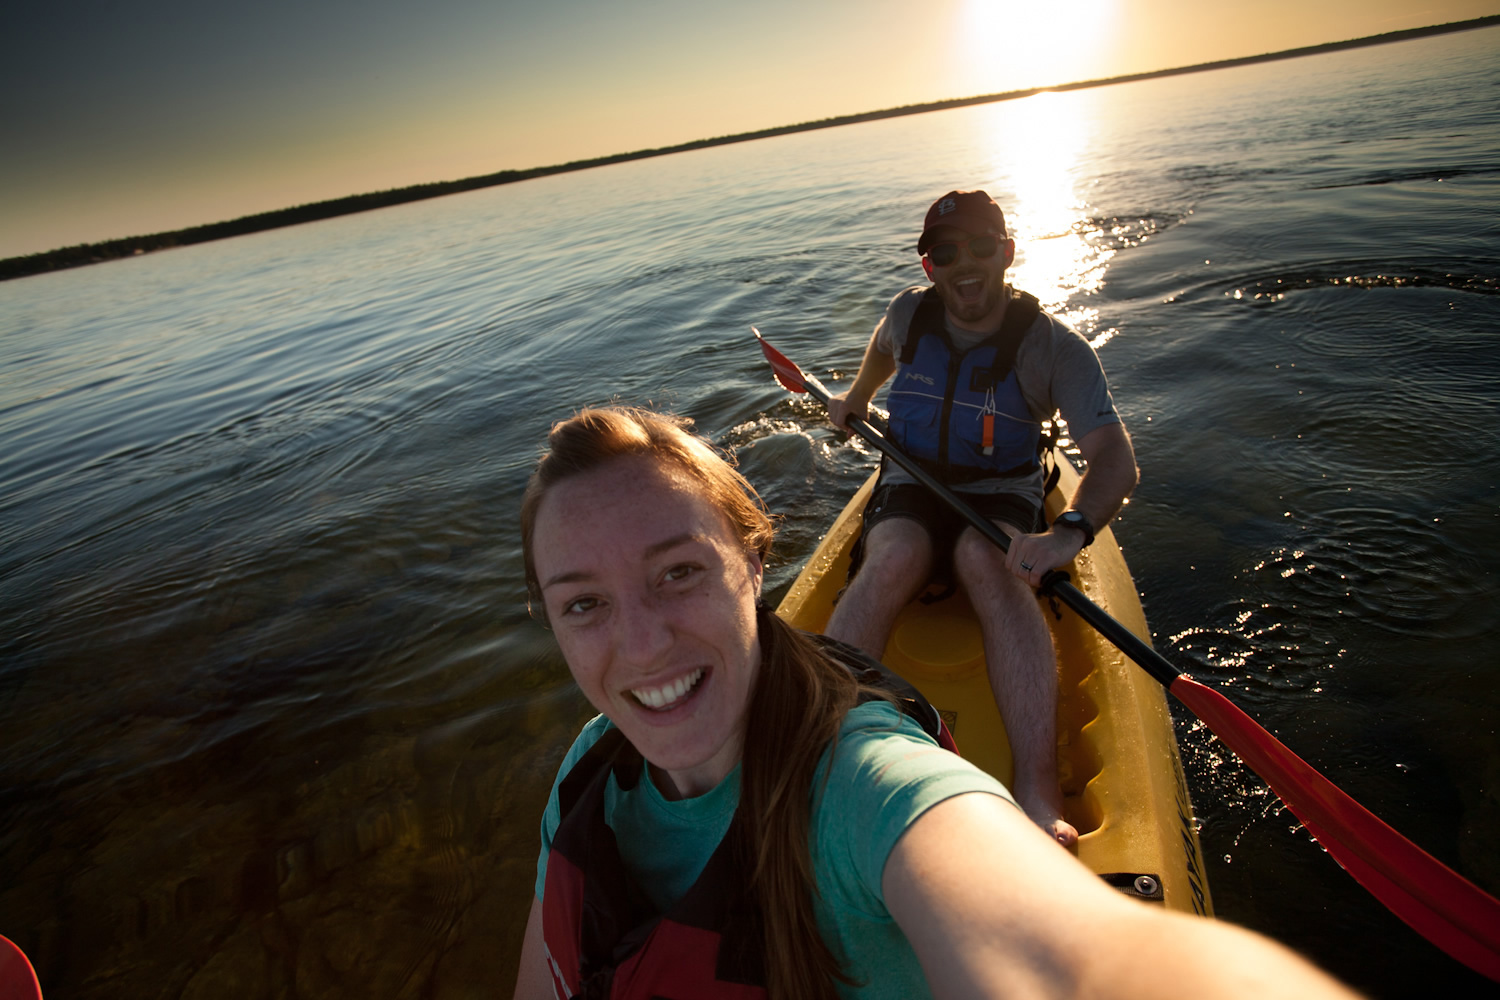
[
  {"left": 955, "top": 523, "right": 1078, "bottom": 848},
  {"left": 824, "top": 517, "right": 933, "bottom": 656}
]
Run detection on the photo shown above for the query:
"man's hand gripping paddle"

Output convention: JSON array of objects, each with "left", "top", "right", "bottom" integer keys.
[{"left": 753, "top": 328, "right": 1500, "bottom": 981}]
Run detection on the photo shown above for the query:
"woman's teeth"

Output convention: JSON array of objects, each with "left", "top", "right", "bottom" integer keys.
[{"left": 632, "top": 668, "right": 705, "bottom": 709}]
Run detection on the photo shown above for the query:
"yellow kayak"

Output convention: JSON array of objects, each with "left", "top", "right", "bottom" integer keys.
[{"left": 776, "top": 451, "right": 1214, "bottom": 915}]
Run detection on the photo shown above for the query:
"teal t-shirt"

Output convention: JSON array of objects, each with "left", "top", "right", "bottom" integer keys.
[{"left": 535, "top": 701, "right": 1017, "bottom": 998}]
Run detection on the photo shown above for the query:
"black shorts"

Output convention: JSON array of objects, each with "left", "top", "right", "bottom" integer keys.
[{"left": 849, "top": 481, "right": 1042, "bottom": 584}]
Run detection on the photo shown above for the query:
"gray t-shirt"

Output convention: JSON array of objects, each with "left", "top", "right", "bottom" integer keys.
[{"left": 872, "top": 285, "right": 1121, "bottom": 503}]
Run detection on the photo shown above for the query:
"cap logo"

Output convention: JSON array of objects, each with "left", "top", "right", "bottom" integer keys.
[{"left": 938, "top": 197, "right": 957, "bottom": 216}]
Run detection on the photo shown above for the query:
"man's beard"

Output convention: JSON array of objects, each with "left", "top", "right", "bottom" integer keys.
[{"left": 938, "top": 270, "right": 1006, "bottom": 324}]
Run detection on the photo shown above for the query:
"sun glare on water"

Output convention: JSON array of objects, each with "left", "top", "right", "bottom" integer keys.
[
  {"left": 974, "top": 90, "right": 1111, "bottom": 340},
  {"left": 947, "top": 2, "right": 1119, "bottom": 335}
]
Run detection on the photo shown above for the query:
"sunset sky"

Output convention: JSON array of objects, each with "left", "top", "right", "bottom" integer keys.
[{"left": 3, "top": 0, "right": 1496, "bottom": 259}]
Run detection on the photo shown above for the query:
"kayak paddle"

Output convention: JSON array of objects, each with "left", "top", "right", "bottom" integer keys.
[
  {"left": 753, "top": 328, "right": 1500, "bottom": 982},
  {"left": 0, "top": 936, "right": 41, "bottom": 1000}
]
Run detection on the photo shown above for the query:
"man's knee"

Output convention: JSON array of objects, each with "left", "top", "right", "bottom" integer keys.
[
  {"left": 859, "top": 518, "right": 934, "bottom": 579},
  {"left": 953, "top": 523, "right": 1016, "bottom": 579}
]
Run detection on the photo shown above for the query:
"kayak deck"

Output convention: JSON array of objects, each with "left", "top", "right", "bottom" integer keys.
[{"left": 776, "top": 453, "right": 1213, "bottom": 915}]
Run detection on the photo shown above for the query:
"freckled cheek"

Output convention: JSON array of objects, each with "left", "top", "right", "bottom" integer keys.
[{"left": 555, "top": 635, "right": 609, "bottom": 697}]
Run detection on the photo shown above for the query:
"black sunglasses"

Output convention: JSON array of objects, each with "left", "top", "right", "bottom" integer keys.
[{"left": 925, "top": 234, "right": 1004, "bottom": 268}]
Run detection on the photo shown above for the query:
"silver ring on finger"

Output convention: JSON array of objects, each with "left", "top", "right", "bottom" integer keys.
[{"left": 1020, "top": 561, "right": 1033, "bottom": 571}]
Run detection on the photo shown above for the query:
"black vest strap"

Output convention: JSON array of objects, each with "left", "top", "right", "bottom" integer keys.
[
  {"left": 808, "top": 631, "right": 954, "bottom": 750},
  {"left": 898, "top": 286, "right": 1042, "bottom": 383},
  {"left": 755, "top": 603, "right": 955, "bottom": 750},
  {"left": 898, "top": 287, "right": 947, "bottom": 365}
]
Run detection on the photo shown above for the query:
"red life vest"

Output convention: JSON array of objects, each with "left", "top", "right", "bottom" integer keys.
[
  {"left": 539, "top": 634, "right": 955, "bottom": 1000},
  {"left": 541, "top": 727, "right": 767, "bottom": 999}
]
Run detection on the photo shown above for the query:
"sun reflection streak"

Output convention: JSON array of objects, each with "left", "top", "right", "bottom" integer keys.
[{"left": 984, "top": 90, "right": 1113, "bottom": 343}]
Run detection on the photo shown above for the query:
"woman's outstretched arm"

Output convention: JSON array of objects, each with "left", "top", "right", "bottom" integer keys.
[
  {"left": 512, "top": 896, "right": 553, "bottom": 1000},
  {"left": 884, "top": 793, "right": 1359, "bottom": 1000}
]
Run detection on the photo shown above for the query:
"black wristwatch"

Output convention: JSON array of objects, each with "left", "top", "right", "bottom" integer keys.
[{"left": 1053, "top": 510, "right": 1095, "bottom": 548}]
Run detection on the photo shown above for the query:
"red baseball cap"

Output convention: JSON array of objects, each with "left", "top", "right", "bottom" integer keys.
[{"left": 917, "top": 190, "right": 1007, "bottom": 254}]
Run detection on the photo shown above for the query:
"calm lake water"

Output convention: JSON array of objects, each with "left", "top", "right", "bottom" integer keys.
[{"left": 2, "top": 25, "right": 1498, "bottom": 998}]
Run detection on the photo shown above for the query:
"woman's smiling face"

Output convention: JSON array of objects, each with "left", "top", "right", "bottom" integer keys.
[{"left": 531, "top": 453, "right": 764, "bottom": 799}]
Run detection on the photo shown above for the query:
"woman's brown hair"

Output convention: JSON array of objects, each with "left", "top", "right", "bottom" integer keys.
[{"left": 521, "top": 406, "right": 863, "bottom": 1000}]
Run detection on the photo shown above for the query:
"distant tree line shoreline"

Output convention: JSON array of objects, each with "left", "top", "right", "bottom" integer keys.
[{"left": 4, "top": 15, "right": 1495, "bottom": 283}]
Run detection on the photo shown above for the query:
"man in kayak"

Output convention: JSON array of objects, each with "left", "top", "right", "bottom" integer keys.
[{"left": 825, "top": 190, "right": 1140, "bottom": 847}]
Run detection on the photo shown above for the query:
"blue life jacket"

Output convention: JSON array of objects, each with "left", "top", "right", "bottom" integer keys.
[{"left": 887, "top": 287, "right": 1043, "bottom": 482}]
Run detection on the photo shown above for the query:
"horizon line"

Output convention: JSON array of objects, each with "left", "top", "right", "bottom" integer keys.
[{"left": 4, "top": 13, "right": 1497, "bottom": 282}]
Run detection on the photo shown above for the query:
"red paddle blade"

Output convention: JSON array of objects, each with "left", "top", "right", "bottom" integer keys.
[
  {"left": 1170, "top": 675, "right": 1500, "bottom": 980},
  {"left": 752, "top": 328, "right": 808, "bottom": 393},
  {"left": 0, "top": 935, "right": 41, "bottom": 1000}
]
